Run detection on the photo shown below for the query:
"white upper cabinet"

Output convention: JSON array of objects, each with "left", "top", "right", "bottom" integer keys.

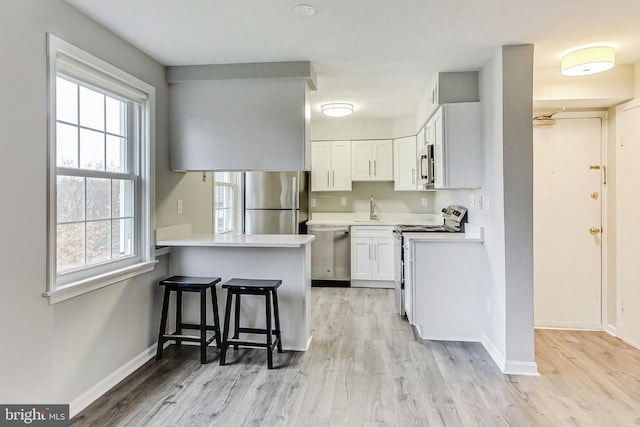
[
  {"left": 431, "top": 102, "right": 483, "bottom": 189},
  {"left": 394, "top": 135, "right": 418, "bottom": 191},
  {"left": 310, "top": 141, "right": 352, "bottom": 191},
  {"left": 351, "top": 140, "right": 393, "bottom": 181}
]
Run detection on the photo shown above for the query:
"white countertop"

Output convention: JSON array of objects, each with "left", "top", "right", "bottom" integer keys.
[
  {"left": 157, "top": 233, "right": 315, "bottom": 248},
  {"left": 307, "top": 212, "right": 443, "bottom": 226},
  {"left": 403, "top": 224, "right": 484, "bottom": 242}
]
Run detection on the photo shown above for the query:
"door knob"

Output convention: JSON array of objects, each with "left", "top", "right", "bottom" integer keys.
[
  {"left": 590, "top": 192, "right": 599, "bottom": 200},
  {"left": 589, "top": 226, "right": 601, "bottom": 235}
]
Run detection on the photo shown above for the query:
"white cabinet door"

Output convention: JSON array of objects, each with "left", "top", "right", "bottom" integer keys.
[
  {"left": 310, "top": 140, "right": 352, "bottom": 191},
  {"left": 330, "top": 141, "right": 352, "bottom": 191},
  {"left": 432, "top": 108, "right": 445, "bottom": 189},
  {"left": 351, "top": 141, "right": 373, "bottom": 181},
  {"left": 394, "top": 136, "right": 418, "bottom": 191},
  {"left": 372, "top": 237, "right": 394, "bottom": 281},
  {"left": 310, "top": 142, "right": 331, "bottom": 191},
  {"left": 351, "top": 140, "right": 393, "bottom": 181},
  {"left": 372, "top": 140, "right": 393, "bottom": 180},
  {"left": 351, "top": 237, "right": 373, "bottom": 280},
  {"left": 430, "top": 103, "right": 482, "bottom": 189},
  {"left": 403, "top": 242, "right": 414, "bottom": 324}
]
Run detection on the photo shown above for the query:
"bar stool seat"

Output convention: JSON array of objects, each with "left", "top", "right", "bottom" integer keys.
[
  {"left": 220, "top": 278, "right": 283, "bottom": 369},
  {"left": 156, "top": 275, "right": 222, "bottom": 364}
]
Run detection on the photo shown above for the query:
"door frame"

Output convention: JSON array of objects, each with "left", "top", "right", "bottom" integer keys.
[
  {"left": 533, "top": 110, "right": 609, "bottom": 331},
  {"left": 614, "top": 98, "right": 640, "bottom": 342}
]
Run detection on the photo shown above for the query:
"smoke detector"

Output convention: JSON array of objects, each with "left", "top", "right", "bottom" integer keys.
[{"left": 293, "top": 4, "right": 316, "bottom": 16}]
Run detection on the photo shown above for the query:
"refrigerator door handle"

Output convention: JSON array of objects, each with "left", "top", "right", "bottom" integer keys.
[{"left": 292, "top": 175, "right": 298, "bottom": 234}]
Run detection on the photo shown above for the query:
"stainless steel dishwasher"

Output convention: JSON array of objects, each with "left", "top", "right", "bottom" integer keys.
[{"left": 308, "top": 224, "right": 351, "bottom": 286}]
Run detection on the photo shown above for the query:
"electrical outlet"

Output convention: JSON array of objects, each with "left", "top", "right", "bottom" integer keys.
[
  {"left": 202, "top": 172, "right": 207, "bottom": 182},
  {"left": 476, "top": 196, "right": 483, "bottom": 210},
  {"left": 177, "top": 199, "right": 183, "bottom": 214},
  {"left": 421, "top": 198, "right": 429, "bottom": 207},
  {"left": 310, "top": 198, "right": 316, "bottom": 208},
  {"left": 340, "top": 197, "right": 347, "bottom": 206}
]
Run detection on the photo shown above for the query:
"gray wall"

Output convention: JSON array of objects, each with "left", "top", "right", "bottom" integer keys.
[
  {"left": 169, "top": 78, "right": 308, "bottom": 171},
  {"left": 501, "top": 45, "right": 535, "bottom": 366},
  {"left": 0, "top": 0, "right": 171, "bottom": 405}
]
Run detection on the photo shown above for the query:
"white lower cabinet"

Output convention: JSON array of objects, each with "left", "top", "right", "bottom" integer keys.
[
  {"left": 351, "top": 226, "right": 394, "bottom": 288},
  {"left": 408, "top": 240, "right": 483, "bottom": 341}
]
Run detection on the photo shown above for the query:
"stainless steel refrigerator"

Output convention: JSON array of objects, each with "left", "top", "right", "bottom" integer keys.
[{"left": 244, "top": 171, "right": 309, "bottom": 234}]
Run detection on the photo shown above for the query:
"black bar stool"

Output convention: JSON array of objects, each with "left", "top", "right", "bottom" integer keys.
[
  {"left": 220, "top": 278, "right": 283, "bottom": 369},
  {"left": 156, "top": 276, "right": 222, "bottom": 364}
]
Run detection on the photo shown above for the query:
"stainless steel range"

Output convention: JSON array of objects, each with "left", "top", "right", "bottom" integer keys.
[{"left": 393, "top": 205, "right": 468, "bottom": 318}]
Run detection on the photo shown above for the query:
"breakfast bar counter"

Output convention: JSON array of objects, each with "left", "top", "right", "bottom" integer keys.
[{"left": 157, "top": 232, "right": 315, "bottom": 351}]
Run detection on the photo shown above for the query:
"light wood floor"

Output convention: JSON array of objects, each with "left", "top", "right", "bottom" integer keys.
[{"left": 72, "top": 287, "right": 640, "bottom": 426}]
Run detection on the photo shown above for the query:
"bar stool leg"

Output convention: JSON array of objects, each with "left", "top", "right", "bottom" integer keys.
[
  {"left": 233, "top": 292, "right": 241, "bottom": 350},
  {"left": 272, "top": 289, "right": 283, "bottom": 353},
  {"left": 265, "top": 291, "right": 273, "bottom": 369},
  {"left": 220, "top": 289, "right": 233, "bottom": 366},
  {"left": 175, "top": 289, "right": 183, "bottom": 346},
  {"left": 210, "top": 286, "right": 221, "bottom": 348},
  {"left": 156, "top": 286, "right": 171, "bottom": 360},
  {"left": 200, "top": 288, "right": 208, "bottom": 364}
]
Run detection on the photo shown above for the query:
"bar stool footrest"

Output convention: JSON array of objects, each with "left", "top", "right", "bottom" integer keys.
[{"left": 224, "top": 338, "right": 280, "bottom": 350}]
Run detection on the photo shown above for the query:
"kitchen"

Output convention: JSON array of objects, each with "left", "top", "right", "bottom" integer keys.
[{"left": 3, "top": 0, "right": 640, "bottom": 425}]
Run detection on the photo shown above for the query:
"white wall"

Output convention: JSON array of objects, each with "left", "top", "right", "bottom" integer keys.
[
  {"left": 0, "top": 0, "right": 178, "bottom": 408},
  {"left": 433, "top": 45, "right": 537, "bottom": 374}
]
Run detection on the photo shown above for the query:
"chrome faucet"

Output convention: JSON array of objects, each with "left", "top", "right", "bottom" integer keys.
[{"left": 369, "top": 194, "right": 378, "bottom": 220}]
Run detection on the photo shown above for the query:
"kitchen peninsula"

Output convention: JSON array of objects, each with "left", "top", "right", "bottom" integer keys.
[{"left": 156, "top": 226, "right": 315, "bottom": 351}]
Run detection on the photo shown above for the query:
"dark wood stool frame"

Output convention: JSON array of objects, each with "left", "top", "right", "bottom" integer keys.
[
  {"left": 156, "top": 276, "right": 222, "bottom": 364},
  {"left": 220, "top": 278, "right": 283, "bottom": 369}
]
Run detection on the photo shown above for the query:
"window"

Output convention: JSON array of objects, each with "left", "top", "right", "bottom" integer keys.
[
  {"left": 46, "top": 35, "right": 156, "bottom": 303},
  {"left": 214, "top": 172, "right": 241, "bottom": 234}
]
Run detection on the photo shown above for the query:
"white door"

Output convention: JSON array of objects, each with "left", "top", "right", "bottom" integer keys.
[
  {"left": 618, "top": 101, "right": 640, "bottom": 348},
  {"left": 372, "top": 140, "right": 393, "bottom": 180},
  {"left": 394, "top": 136, "right": 417, "bottom": 190},
  {"left": 372, "top": 238, "right": 395, "bottom": 280},
  {"left": 351, "top": 141, "right": 373, "bottom": 180},
  {"left": 534, "top": 116, "right": 603, "bottom": 329},
  {"left": 330, "top": 141, "right": 352, "bottom": 191},
  {"left": 310, "top": 142, "right": 330, "bottom": 191},
  {"left": 351, "top": 237, "right": 372, "bottom": 280}
]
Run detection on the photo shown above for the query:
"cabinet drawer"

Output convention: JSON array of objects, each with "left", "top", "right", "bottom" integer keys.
[{"left": 351, "top": 226, "right": 394, "bottom": 238}]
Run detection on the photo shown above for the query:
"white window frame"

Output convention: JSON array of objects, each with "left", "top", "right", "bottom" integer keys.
[
  {"left": 44, "top": 34, "right": 156, "bottom": 304},
  {"left": 213, "top": 172, "right": 242, "bottom": 234}
]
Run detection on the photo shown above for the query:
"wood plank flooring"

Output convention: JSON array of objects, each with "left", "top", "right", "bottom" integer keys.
[{"left": 71, "top": 287, "right": 640, "bottom": 426}]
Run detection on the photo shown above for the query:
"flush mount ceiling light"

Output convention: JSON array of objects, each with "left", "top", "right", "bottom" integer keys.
[
  {"left": 561, "top": 46, "right": 615, "bottom": 76},
  {"left": 292, "top": 4, "right": 316, "bottom": 16},
  {"left": 321, "top": 103, "right": 354, "bottom": 118}
]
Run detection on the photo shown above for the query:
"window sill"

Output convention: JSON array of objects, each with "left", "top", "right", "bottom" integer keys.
[{"left": 43, "top": 260, "right": 158, "bottom": 304}]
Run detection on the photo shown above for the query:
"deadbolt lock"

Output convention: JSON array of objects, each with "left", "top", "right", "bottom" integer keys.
[
  {"left": 589, "top": 226, "right": 601, "bottom": 235},
  {"left": 591, "top": 192, "right": 599, "bottom": 200}
]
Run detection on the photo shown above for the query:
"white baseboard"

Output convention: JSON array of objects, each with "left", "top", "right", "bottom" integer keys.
[
  {"left": 604, "top": 323, "right": 617, "bottom": 337},
  {"left": 70, "top": 342, "right": 162, "bottom": 418},
  {"left": 624, "top": 336, "right": 640, "bottom": 351},
  {"left": 481, "top": 333, "right": 505, "bottom": 372},
  {"left": 504, "top": 360, "right": 539, "bottom": 376},
  {"left": 534, "top": 320, "right": 602, "bottom": 331},
  {"left": 481, "top": 334, "right": 539, "bottom": 376}
]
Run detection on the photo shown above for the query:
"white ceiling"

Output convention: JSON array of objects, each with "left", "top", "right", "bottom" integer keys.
[{"left": 65, "top": 0, "right": 640, "bottom": 121}]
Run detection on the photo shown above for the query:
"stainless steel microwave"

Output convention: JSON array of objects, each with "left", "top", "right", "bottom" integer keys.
[{"left": 419, "top": 143, "right": 435, "bottom": 189}]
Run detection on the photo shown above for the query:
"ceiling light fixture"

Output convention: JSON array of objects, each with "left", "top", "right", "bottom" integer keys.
[
  {"left": 561, "top": 46, "right": 615, "bottom": 76},
  {"left": 321, "top": 103, "right": 354, "bottom": 118},
  {"left": 292, "top": 4, "right": 316, "bottom": 17}
]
